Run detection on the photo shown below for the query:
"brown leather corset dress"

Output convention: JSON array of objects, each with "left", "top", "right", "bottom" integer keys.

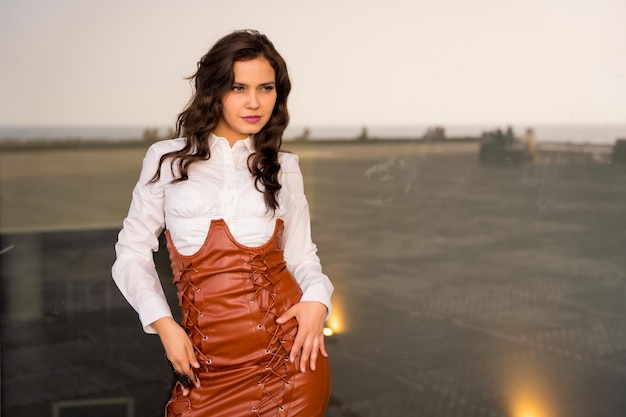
[{"left": 164, "top": 219, "right": 331, "bottom": 417}]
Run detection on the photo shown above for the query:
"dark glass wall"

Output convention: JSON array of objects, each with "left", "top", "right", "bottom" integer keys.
[{"left": 2, "top": 139, "right": 625, "bottom": 417}]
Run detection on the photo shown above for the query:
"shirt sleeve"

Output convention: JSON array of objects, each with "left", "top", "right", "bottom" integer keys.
[
  {"left": 111, "top": 143, "right": 173, "bottom": 333},
  {"left": 280, "top": 153, "right": 334, "bottom": 317}
]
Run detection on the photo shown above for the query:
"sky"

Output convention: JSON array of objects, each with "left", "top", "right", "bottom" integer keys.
[{"left": 1, "top": 0, "right": 625, "bottom": 129}]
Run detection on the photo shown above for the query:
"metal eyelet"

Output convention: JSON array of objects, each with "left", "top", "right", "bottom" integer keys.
[
  {"left": 264, "top": 349, "right": 270, "bottom": 354},
  {"left": 202, "top": 336, "right": 208, "bottom": 341},
  {"left": 206, "top": 359, "right": 212, "bottom": 365},
  {"left": 257, "top": 324, "right": 262, "bottom": 329}
]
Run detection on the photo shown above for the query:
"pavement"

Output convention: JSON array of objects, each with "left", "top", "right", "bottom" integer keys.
[{"left": 2, "top": 140, "right": 626, "bottom": 417}]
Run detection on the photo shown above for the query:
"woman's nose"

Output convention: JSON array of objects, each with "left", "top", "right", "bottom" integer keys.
[{"left": 246, "top": 91, "right": 260, "bottom": 109}]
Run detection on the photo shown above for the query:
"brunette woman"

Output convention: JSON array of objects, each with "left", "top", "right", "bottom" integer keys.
[{"left": 112, "top": 30, "right": 332, "bottom": 417}]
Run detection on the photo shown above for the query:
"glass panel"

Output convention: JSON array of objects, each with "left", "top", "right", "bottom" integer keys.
[{"left": 2, "top": 136, "right": 625, "bottom": 417}]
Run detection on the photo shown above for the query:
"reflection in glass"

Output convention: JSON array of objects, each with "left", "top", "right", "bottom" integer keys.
[
  {"left": 504, "top": 359, "right": 554, "bottom": 417},
  {"left": 2, "top": 134, "right": 626, "bottom": 417}
]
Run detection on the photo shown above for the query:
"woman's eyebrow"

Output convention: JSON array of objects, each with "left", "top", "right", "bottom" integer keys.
[{"left": 232, "top": 81, "right": 276, "bottom": 86}]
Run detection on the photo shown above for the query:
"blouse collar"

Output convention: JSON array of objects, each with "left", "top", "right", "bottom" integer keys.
[{"left": 209, "top": 133, "right": 254, "bottom": 153}]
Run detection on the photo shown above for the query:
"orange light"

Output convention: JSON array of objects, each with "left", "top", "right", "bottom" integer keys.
[
  {"left": 325, "top": 293, "right": 345, "bottom": 334},
  {"left": 503, "top": 360, "right": 554, "bottom": 417},
  {"left": 511, "top": 393, "right": 547, "bottom": 417}
]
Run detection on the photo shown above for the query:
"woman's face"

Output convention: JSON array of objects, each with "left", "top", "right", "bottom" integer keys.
[{"left": 214, "top": 57, "right": 277, "bottom": 145}]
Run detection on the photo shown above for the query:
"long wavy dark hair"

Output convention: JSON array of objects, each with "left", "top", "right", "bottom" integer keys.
[{"left": 150, "top": 29, "right": 291, "bottom": 211}]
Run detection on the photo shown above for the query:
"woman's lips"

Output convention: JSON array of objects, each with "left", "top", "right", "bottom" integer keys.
[{"left": 242, "top": 116, "right": 262, "bottom": 123}]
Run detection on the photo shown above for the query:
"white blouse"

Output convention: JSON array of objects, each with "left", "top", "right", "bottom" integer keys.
[{"left": 112, "top": 134, "right": 333, "bottom": 333}]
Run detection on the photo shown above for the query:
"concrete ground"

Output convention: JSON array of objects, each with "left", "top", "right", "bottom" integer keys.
[{"left": 2, "top": 140, "right": 626, "bottom": 417}]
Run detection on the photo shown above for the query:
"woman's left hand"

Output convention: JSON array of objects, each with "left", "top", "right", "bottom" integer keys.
[{"left": 276, "top": 301, "right": 328, "bottom": 373}]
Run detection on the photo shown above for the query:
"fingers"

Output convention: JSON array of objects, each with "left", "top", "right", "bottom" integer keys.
[
  {"left": 289, "top": 334, "right": 304, "bottom": 369},
  {"left": 299, "top": 334, "right": 314, "bottom": 373},
  {"left": 308, "top": 339, "right": 319, "bottom": 372},
  {"left": 280, "top": 301, "right": 330, "bottom": 372},
  {"left": 169, "top": 356, "right": 200, "bottom": 396},
  {"left": 153, "top": 318, "right": 207, "bottom": 396},
  {"left": 276, "top": 305, "right": 296, "bottom": 324},
  {"left": 173, "top": 344, "right": 200, "bottom": 392},
  {"left": 290, "top": 330, "right": 324, "bottom": 372},
  {"left": 319, "top": 334, "right": 329, "bottom": 358},
  {"left": 188, "top": 344, "right": 201, "bottom": 369},
  {"left": 168, "top": 355, "right": 191, "bottom": 375},
  {"left": 289, "top": 338, "right": 305, "bottom": 372},
  {"left": 169, "top": 342, "right": 199, "bottom": 374},
  {"left": 186, "top": 345, "right": 202, "bottom": 388}
]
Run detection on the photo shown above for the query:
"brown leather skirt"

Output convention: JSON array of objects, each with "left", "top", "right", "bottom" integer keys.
[{"left": 164, "top": 219, "right": 330, "bottom": 417}]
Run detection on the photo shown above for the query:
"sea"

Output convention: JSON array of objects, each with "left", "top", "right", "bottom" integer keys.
[{"left": 1, "top": 124, "right": 625, "bottom": 145}]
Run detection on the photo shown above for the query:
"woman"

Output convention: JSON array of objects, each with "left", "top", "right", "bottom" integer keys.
[{"left": 112, "top": 30, "right": 333, "bottom": 416}]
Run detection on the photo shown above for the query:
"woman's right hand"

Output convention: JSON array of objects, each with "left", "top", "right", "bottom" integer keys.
[{"left": 152, "top": 317, "right": 201, "bottom": 395}]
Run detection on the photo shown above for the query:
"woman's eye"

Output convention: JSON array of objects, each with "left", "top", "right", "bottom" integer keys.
[
  {"left": 261, "top": 85, "right": 275, "bottom": 92},
  {"left": 232, "top": 85, "right": 244, "bottom": 92}
]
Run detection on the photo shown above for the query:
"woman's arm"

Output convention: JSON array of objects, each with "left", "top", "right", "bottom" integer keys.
[
  {"left": 111, "top": 143, "right": 173, "bottom": 332},
  {"left": 279, "top": 153, "right": 334, "bottom": 312},
  {"left": 112, "top": 141, "right": 201, "bottom": 393},
  {"left": 276, "top": 153, "right": 334, "bottom": 372}
]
